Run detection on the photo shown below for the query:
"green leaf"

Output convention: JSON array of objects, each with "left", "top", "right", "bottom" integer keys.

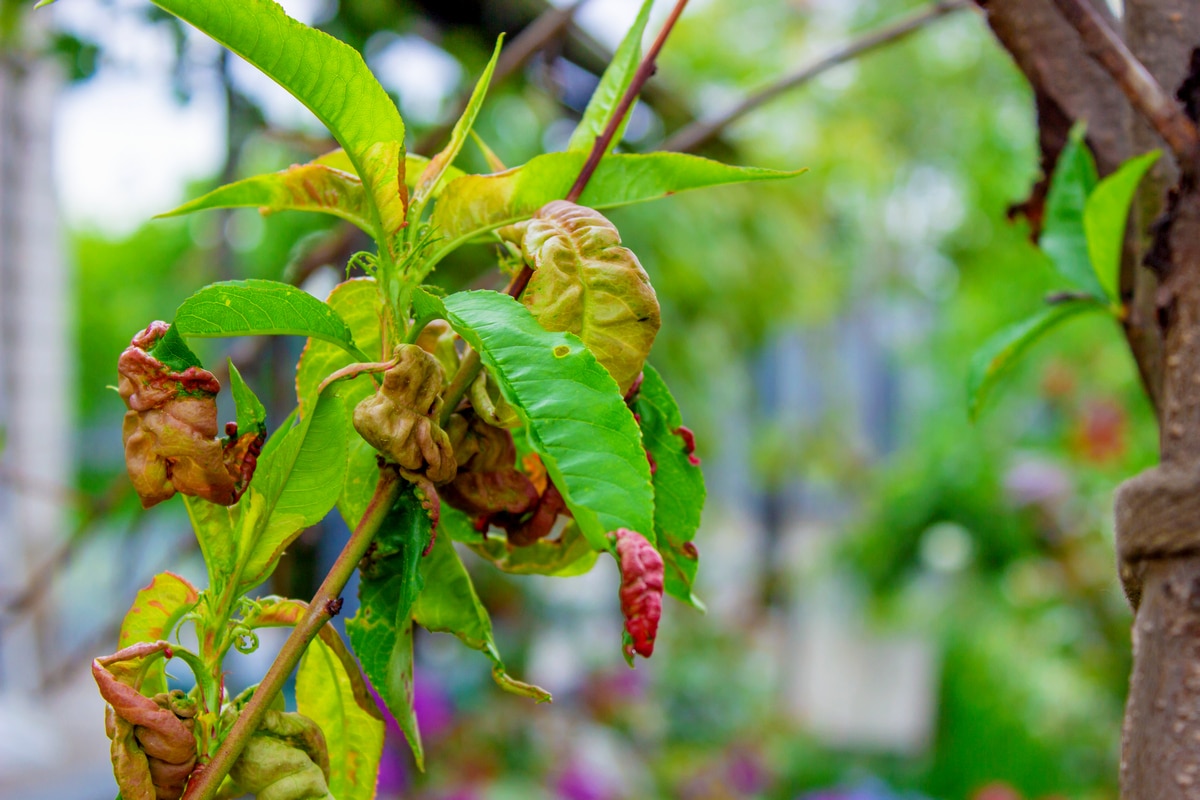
[
  {"left": 968, "top": 300, "right": 1108, "bottom": 421},
  {"left": 445, "top": 506, "right": 598, "bottom": 577},
  {"left": 181, "top": 393, "right": 349, "bottom": 596},
  {"left": 146, "top": 323, "right": 201, "bottom": 371},
  {"left": 292, "top": 278, "right": 384, "bottom": 525},
  {"left": 1039, "top": 124, "right": 1105, "bottom": 298},
  {"left": 346, "top": 486, "right": 432, "bottom": 768},
  {"left": 237, "top": 393, "right": 349, "bottom": 592},
  {"left": 228, "top": 362, "right": 267, "bottom": 438},
  {"left": 429, "top": 152, "right": 805, "bottom": 265},
  {"left": 413, "top": 531, "right": 551, "bottom": 702},
  {"left": 234, "top": 395, "right": 348, "bottom": 592},
  {"left": 174, "top": 279, "right": 365, "bottom": 359},
  {"left": 148, "top": 0, "right": 407, "bottom": 245},
  {"left": 183, "top": 493, "right": 239, "bottom": 592},
  {"left": 116, "top": 572, "right": 200, "bottom": 696},
  {"left": 634, "top": 364, "right": 705, "bottom": 609},
  {"left": 511, "top": 201, "right": 660, "bottom": 394},
  {"left": 413, "top": 36, "right": 503, "bottom": 209},
  {"left": 297, "top": 630, "right": 385, "bottom": 800},
  {"left": 566, "top": 0, "right": 653, "bottom": 153},
  {"left": 1084, "top": 150, "right": 1161, "bottom": 302},
  {"left": 157, "top": 162, "right": 375, "bottom": 235},
  {"left": 443, "top": 290, "right": 654, "bottom": 550}
]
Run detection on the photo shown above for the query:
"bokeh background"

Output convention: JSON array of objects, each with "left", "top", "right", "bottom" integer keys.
[{"left": 0, "top": 0, "right": 1154, "bottom": 798}]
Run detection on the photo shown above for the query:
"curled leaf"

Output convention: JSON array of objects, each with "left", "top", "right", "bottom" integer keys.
[
  {"left": 612, "top": 528, "right": 664, "bottom": 663},
  {"left": 353, "top": 344, "right": 456, "bottom": 483},
  {"left": 228, "top": 710, "right": 334, "bottom": 800},
  {"left": 93, "top": 642, "right": 198, "bottom": 800},
  {"left": 414, "top": 319, "right": 460, "bottom": 378},
  {"left": 118, "top": 322, "right": 263, "bottom": 508},
  {"left": 506, "top": 200, "right": 660, "bottom": 394},
  {"left": 467, "top": 371, "right": 520, "bottom": 429},
  {"left": 442, "top": 413, "right": 538, "bottom": 519}
]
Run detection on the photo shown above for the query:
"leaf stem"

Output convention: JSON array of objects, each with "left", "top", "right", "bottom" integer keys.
[
  {"left": 181, "top": 466, "right": 403, "bottom": 800},
  {"left": 440, "top": 349, "right": 481, "bottom": 426}
]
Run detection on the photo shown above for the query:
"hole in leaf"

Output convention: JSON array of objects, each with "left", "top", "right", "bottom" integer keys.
[{"left": 553, "top": 345, "right": 570, "bottom": 358}]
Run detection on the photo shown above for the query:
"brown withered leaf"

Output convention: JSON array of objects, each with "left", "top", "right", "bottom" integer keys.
[
  {"left": 353, "top": 344, "right": 456, "bottom": 483},
  {"left": 93, "top": 641, "right": 198, "bottom": 800},
  {"left": 506, "top": 200, "right": 660, "bottom": 394},
  {"left": 442, "top": 413, "right": 538, "bottom": 518},
  {"left": 119, "top": 321, "right": 262, "bottom": 508}
]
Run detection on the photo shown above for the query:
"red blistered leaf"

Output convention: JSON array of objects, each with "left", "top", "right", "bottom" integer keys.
[{"left": 612, "top": 528, "right": 664, "bottom": 663}]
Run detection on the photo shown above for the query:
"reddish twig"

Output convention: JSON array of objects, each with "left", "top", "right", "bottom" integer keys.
[
  {"left": 506, "top": 0, "right": 691, "bottom": 302},
  {"left": 1049, "top": 0, "right": 1200, "bottom": 169},
  {"left": 565, "top": 0, "right": 690, "bottom": 203}
]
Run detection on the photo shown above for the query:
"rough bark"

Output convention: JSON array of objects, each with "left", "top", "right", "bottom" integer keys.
[
  {"left": 1124, "top": 2, "right": 1200, "bottom": 424},
  {"left": 1116, "top": 6, "right": 1200, "bottom": 794}
]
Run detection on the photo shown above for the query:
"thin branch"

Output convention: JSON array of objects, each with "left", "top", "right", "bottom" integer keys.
[
  {"left": 182, "top": 466, "right": 403, "bottom": 800},
  {"left": 1049, "top": 0, "right": 1200, "bottom": 168},
  {"left": 566, "top": 0, "right": 691, "bottom": 202},
  {"left": 662, "top": 0, "right": 971, "bottom": 153}
]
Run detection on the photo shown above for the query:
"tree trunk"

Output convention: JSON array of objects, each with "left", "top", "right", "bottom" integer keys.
[{"left": 980, "top": 1, "right": 1200, "bottom": 796}]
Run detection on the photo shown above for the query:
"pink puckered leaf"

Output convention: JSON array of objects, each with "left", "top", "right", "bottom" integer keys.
[
  {"left": 613, "top": 528, "right": 665, "bottom": 664},
  {"left": 93, "top": 642, "right": 198, "bottom": 800},
  {"left": 118, "top": 322, "right": 262, "bottom": 508}
]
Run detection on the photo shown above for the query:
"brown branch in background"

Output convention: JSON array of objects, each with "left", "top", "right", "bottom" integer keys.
[
  {"left": 1049, "top": 0, "right": 1200, "bottom": 169},
  {"left": 415, "top": 1, "right": 586, "bottom": 155},
  {"left": 662, "top": 0, "right": 971, "bottom": 154}
]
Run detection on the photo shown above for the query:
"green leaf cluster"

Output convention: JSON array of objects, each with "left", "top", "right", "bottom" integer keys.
[{"left": 968, "top": 131, "right": 1160, "bottom": 420}]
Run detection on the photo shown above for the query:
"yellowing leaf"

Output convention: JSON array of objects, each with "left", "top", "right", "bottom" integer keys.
[{"left": 512, "top": 201, "right": 660, "bottom": 394}]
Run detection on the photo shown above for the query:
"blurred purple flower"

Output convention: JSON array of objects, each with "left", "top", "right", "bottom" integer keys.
[
  {"left": 369, "top": 667, "right": 456, "bottom": 796},
  {"left": 555, "top": 761, "right": 617, "bottom": 800}
]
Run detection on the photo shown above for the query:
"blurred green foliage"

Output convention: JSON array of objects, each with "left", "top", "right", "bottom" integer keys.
[{"left": 61, "top": 0, "right": 1161, "bottom": 798}]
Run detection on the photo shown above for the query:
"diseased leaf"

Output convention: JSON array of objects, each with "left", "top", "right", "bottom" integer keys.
[
  {"left": 174, "top": 280, "right": 364, "bottom": 360},
  {"left": 315, "top": 149, "right": 464, "bottom": 197},
  {"left": 1084, "top": 150, "right": 1161, "bottom": 302},
  {"left": 413, "top": 531, "right": 551, "bottom": 702},
  {"left": 443, "top": 290, "right": 654, "bottom": 551},
  {"left": 968, "top": 300, "right": 1107, "bottom": 421},
  {"left": 510, "top": 201, "right": 659, "bottom": 393},
  {"left": 444, "top": 506, "right": 598, "bottom": 576},
  {"left": 566, "top": 0, "right": 653, "bottom": 153},
  {"left": 238, "top": 394, "right": 348, "bottom": 592},
  {"left": 413, "top": 37, "right": 503, "bottom": 209},
  {"left": 634, "top": 364, "right": 704, "bottom": 609},
  {"left": 228, "top": 362, "right": 267, "bottom": 438},
  {"left": 1039, "top": 124, "right": 1105, "bottom": 299},
  {"left": 346, "top": 487, "right": 432, "bottom": 768},
  {"left": 293, "top": 278, "right": 384, "bottom": 525},
  {"left": 116, "top": 573, "right": 200, "bottom": 696},
  {"left": 297, "top": 632, "right": 385, "bottom": 800},
  {"left": 429, "top": 152, "right": 804, "bottom": 265},
  {"left": 147, "top": 0, "right": 407, "bottom": 244},
  {"left": 157, "top": 163, "right": 375, "bottom": 235}
]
